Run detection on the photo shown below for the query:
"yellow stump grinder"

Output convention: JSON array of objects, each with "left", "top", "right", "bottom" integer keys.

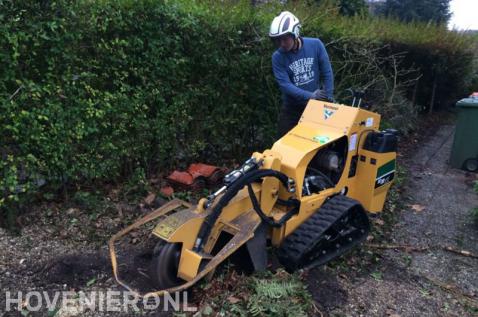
[{"left": 109, "top": 99, "right": 398, "bottom": 297}]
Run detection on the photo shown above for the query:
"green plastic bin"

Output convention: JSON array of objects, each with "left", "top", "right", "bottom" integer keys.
[{"left": 450, "top": 97, "right": 478, "bottom": 172}]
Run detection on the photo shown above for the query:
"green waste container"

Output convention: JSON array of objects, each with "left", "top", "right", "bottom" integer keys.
[{"left": 450, "top": 97, "right": 478, "bottom": 172}]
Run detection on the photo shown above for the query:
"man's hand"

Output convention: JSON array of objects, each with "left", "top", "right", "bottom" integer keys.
[{"left": 312, "top": 89, "right": 329, "bottom": 101}]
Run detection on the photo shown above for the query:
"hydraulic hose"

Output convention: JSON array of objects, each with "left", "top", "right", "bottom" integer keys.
[
  {"left": 246, "top": 184, "right": 299, "bottom": 228},
  {"left": 193, "top": 169, "right": 291, "bottom": 252}
]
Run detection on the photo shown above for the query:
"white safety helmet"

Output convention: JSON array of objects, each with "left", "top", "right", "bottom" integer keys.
[{"left": 269, "top": 11, "right": 301, "bottom": 39}]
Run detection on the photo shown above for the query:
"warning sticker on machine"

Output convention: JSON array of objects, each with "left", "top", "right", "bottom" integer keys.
[
  {"left": 313, "top": 135, "right": 330, "bottom": 144},
  {"left": 349, "top": 133, "right": 357, "bottom": 152},
  {"left": 323, "top": 104, "right": 338, "bottom": 120},
  {"left": 153, "top": 209, "right": 194, "bottom": 239},
  {"left": 324, "top": 108, "right": 335, "bottom": 120},
  {"left": 366, "top": 117, "right": 374, "bottom": 127},
  {"left": 375, "top": 159, "right": 396, "bottom": 188}
]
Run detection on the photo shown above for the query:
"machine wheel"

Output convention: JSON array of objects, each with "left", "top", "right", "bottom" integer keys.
[
  {"left": 463, "top": 158, "right": 478, "bottom": 172},
  {"left": 277, "top": 195, "right": 370, "bottom": 272},
  {"left": 149, "top": 242, "right": 185, "bottom": 289}
]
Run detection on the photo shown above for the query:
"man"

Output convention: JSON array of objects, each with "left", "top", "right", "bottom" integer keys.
[{"left": 269, "top": 11, "right": 334, "bottom": 137}]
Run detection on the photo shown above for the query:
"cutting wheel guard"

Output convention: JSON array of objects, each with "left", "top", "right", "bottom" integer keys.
[{"left": 108, "top": 199, "right": 261, "bottom": 298}]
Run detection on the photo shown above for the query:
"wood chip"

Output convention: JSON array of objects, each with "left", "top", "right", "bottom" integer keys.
[
  {"left": 442, "top": 246, "right": 478, "bottom": 259},
  {"left": 410, "top": 204, "right": 425, "bottom": 212}
]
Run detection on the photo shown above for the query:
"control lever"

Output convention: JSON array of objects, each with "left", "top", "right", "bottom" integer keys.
[{"left": 347, "top": 88, "right": 365, "bottom": 108}]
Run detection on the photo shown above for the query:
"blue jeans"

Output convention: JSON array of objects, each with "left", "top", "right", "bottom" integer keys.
[{"left": 278, "top": 104, "right": 306, "bottom": 138}]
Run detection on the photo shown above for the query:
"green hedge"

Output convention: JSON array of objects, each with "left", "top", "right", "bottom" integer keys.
[
  {"left": 0, "top": 0, "right": 475, "bottom": 221},
  {"left": 313, "top": 12, "right": 476, "bottom": 108}
]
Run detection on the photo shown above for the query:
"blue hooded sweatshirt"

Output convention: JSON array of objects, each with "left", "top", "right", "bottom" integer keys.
[{"left": 272, "top": 37, "right": 334, "bottom": 109}]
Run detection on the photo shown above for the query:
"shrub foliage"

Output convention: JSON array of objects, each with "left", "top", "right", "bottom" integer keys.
[{"left": 0, "top": 0, "right": 475, "bottom": 223}]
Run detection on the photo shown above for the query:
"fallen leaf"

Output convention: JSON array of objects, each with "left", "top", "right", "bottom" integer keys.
[
  {"left": 160, "top": 186, "right": 174, "bottom": 197},
  {"left": 202, "top": 305, "right": 213, "bottom": 315},
  {"left": 47, "top": 307, "right": 60, "bottom": 317},
  {"left": 374, "top": 219, "right": 385, "bottom": 226},
  {"left": 410, "top": 204, "right": 425, "bottom": 212},
  {"left": 227, "top": 296, "right": 241, "bottom": 304},
  {"left": 144, "top": 192, "right": 156, "bottom": 205},
  {"left": 66, "top": 208, "right": 78, "bottom": 215},
  {"left": 371, "top": 271, "right": 382, "bottom": 280}
]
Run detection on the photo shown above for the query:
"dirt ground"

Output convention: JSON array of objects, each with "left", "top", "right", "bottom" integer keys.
[{"left": 1, "top": 118, "right": 477, "bottom": 317}]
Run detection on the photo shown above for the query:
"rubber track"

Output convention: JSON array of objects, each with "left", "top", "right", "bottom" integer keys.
[{"left": 277, "top": 195, "right": 367, "bottom": 272}]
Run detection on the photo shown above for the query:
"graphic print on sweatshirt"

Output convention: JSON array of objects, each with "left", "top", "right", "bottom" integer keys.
[{"left": 289, "top": 57, "right": 315, "bottom": 86}]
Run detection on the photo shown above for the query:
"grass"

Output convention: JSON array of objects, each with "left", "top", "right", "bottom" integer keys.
[{"left": 471, "top": 207, "right": 478, "bottom": 226}]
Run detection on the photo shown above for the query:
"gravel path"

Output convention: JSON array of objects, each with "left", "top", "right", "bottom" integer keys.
[{"left": 309, "top": 124, "right": 478, "bottom": 317}]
